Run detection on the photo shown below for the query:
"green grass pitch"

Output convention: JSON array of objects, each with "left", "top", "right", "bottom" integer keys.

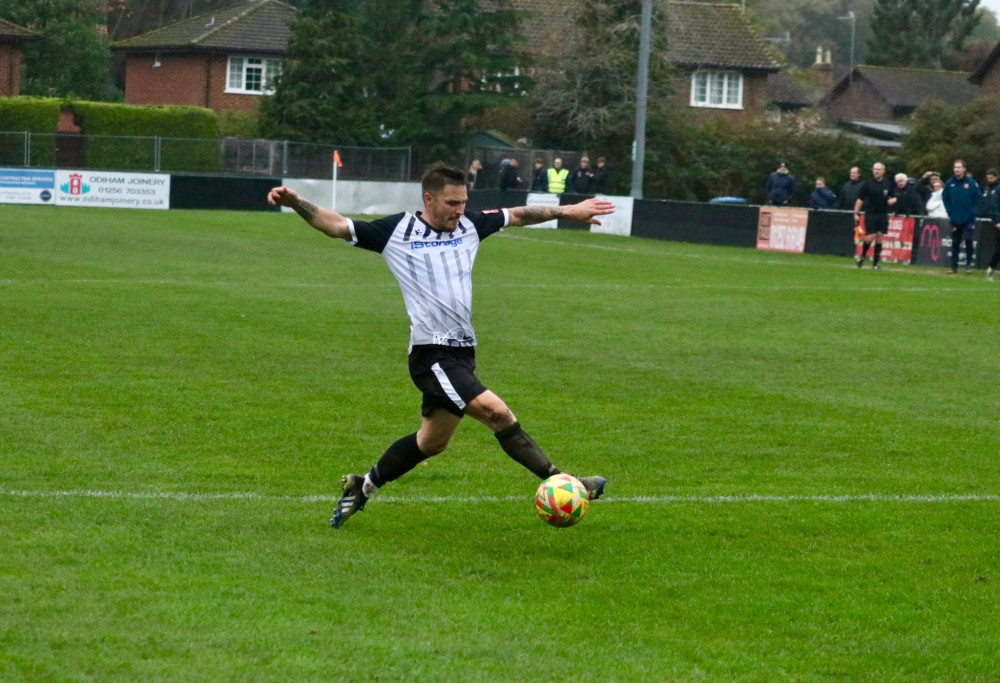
[{"left": 1, "top": 204, "right": 998, "bottom": 680}]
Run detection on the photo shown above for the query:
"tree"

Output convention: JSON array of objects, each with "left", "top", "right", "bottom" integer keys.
[
  {"left": 0, "top": 0, "right": 119, "bottom": 100},
  {"left": 416, "top": 0, "right": 530, "bottom": 149},
  {"left": 258, "top": 0, "right": 380, "bottom": 144},
  {"left": 867, "top": 0, "right": 981, "bottom": 69},
  {"left": 745, "top": 0, "right": 879, "bottom": 70},
  {"left": 260, "top": 0, "right": 528, "bottom": 152},
  {"left": 901, "top": 95, "right": 1000, "bottom": 176}
]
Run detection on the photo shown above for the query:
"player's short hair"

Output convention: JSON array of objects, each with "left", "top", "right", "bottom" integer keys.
[
  {"left": 987, "top": 168, "right": 999, "bottom": 177},
  {"left": 422, "top": 163, "right": 466, "bottom": 195},
  {"left": 894, "top": 173, "right": 907, "bottom": 182}
]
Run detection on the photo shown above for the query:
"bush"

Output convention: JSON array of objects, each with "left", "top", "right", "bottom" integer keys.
[
  {"left": 0, "top": 96, "right": 61, "bottom": 133},
  {"left": 0, "top": 97, "right": 62, "bottom": 166},
  {"left": 647, "top": 114, "right": 884, "bottom": 204},
  {"left": 65, "top": 101, "right": 221, "bottom": 172},
  {"left": 902, "top": 95, "right": 1000, "bottom": 177}
]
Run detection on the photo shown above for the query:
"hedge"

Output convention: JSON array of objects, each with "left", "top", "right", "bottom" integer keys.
[
  {"left": 0, "top": 97, "right": 223, "bottom": 172},
  {"left": 67, "top": 101, "right": 222, "bottom": 173},
  {"left": 0, "top": 97, "right": 62, "bottom": 167}
]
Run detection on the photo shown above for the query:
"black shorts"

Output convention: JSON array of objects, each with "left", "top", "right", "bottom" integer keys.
[
  {"left": 408, "top": 345, "right": 488, "bottom": 418},
  {"left": 865, "top": 213, "right": 889, "bottom": 235}
]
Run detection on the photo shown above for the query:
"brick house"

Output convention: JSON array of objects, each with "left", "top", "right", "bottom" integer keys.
[
  {"left": 0, "top": 18, "right": 36, "bottom": 97},
  {"left": 512, "top": 0, "right": 779, "bottom": 121},
  {"left": 110, "top": 0, "right": 295, "bottom": 115},
  {"left": 664, "top": 2, "right": 780, "bottom": 120},
  {"left": 822, "top": 65, "right": 979, "bottom": 125},
  {"left": 969, "top": 43, "right": 1000, "bottom": 92}
]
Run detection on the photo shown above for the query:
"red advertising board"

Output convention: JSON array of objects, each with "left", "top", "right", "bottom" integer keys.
[
  {"left": 855, "top": 215, "right": 915, "bottom": 264},
  {"left": 757, "top": 207, "right": 809, "bottom": 253}
]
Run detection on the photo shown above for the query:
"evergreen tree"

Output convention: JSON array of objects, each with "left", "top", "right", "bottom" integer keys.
[
  {"left": 417, "top": 0, "right": 530, "bottom": 148},
  {"left": 258, "top": 0, "right": 379, "bottom": 144},
  {"left": 260, "top": 0, "right": 528, "bottom": 150},
  {"left": 867, "top": 0, "right": 981, "bottom": 69},
  {"left": 0, "top": 0, "right": 119, "bottom": 100}
]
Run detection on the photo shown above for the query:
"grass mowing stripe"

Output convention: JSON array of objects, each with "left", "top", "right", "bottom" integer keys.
[
  {"left": 3, "top": 206, "right": 999, "bottom": 679},
  {"left": 4, "top": 489, "right": 998, "bottom": 504},
  {"left": 0, "top": 277, "right": 992, "bottom": 294}
]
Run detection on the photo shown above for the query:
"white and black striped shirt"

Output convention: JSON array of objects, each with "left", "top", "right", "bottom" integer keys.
[{"left": 346, "top": 208, "right": 509, "bottom": 350}]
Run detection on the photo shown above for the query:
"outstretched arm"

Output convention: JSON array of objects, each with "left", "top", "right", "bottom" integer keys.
[
  {"left": 267, "top": 186, "right": 351, "bottom": 239},
  {"left": 507, "top": 197, "right": 616, "bottom": 227}
]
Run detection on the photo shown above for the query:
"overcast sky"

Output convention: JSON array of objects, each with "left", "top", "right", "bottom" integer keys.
[{"left": 982, "top": 0, "right": 1000, "bottom": 19}]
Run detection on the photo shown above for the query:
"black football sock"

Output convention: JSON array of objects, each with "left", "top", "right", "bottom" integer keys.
[
  {"left": 495, "top": 422, "right": 560, "bottom": 479},
  {"left": 368, "top": 433, "right": 430, "bottom": 487},
  {"left": 861, "top": 242, "right": 871, "bottom": 258},
  {"left": 873, "top": 243, "right": 882, "bottom": 264}
]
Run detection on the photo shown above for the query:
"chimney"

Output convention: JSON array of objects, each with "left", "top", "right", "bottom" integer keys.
[{"left": 813, "top": 45, "right": 834, "bottom": 86}]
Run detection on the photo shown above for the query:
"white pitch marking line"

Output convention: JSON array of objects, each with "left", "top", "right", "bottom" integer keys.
[{"left": 2, "top": 490, "right": 997, "bottom": 504}]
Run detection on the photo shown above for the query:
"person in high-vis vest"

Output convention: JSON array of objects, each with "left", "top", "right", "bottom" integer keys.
[{"left": 547, "top": 158, "right": 569, "bottom": 194}]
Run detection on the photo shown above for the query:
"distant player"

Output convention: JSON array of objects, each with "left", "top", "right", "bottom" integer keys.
[{"left": 267, "top": 164, "right": 614, "bottom": 527}]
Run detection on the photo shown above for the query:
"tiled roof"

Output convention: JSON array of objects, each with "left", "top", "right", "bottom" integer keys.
[
  {"left": 511, "top": 1, "right": 778, "bottom": 72},
  {"left": 666, "top": 2, "right": 779, "bottom": 71},
  {"left": 967, "top": 42, "right": 1000, "bottom": 84},
  {"left": 767, "top": 72, "right": 817, "bottom": 108},
  {"left": 111, "top": 0, "right": 295, "bottom": 53},
  {"left": 0, "top": 17, "right": 37, "bottom": 41},
  {"left": 836, "top": 65, "right": 979, "bottom": 109}
]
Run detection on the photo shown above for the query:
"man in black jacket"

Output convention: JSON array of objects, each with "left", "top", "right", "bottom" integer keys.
[
  {"left": 765, "top": 161, "right": 797, "bottom": 205},
  {"left": 594, "top": 157, "right": 611, "bottom": 193},
  {"left": 837, "top": 166, "right": 864, "bottom": 211},
  {"left": 530, "top": 158, "right": 548, "bottom": 192},
  {"left": 981, "top": 169, "right": 1000, "bottom": 280},
  {"left": 498, "top": 157, "right": 522, "bottom": 192},
  {"left": 854, "top": 162, "right": 893, "bottom": 269},
  {"left": 890, "top": 173, "right": 925, "bottom": 216},
  {"left": 569, "top": 156, "right": 596, "bottom": 194}
]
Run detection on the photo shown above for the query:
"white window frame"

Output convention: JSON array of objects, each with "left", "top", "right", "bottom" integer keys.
[
  {"left": 690, "top": 70, "right": 744, "bottom": 110},
  {"left": 225, "top": 56, "right": 281, "bottom": 95}
]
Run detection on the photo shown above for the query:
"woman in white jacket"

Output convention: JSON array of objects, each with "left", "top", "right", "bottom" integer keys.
[{"left": 925, "top": 177, "right": 948, "bottom": 218}]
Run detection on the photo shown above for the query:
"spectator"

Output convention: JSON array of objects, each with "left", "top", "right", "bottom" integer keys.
[
  {"left": 809, "top": 177, "right": 837, "bottom": 209},
  {"left": 980, "top": 169, "right": 1000, "bottom": 280},
  {"left": 466, "top": 159, "right": 483, "bottom": 191},
  {"left": 916, "top": 171, "right": 944, "bottom": 214},
  {"left": 498, "top": 157, "right": 522, "bottom": 192},
  {"left": 569, "top": 156, "right": 596, "bottom": 194},
  {"left": 594, "top": 157, "right": 611, "bottom": 193},
  {"left": 530, "top": 158, "right": 548, "bottom": 193},
  {"left": 925, "top": 176, "right": 949, "bottom": 218},
  {"left": 942, "top": 159, "right": 980, "bottom": 274},
  {"left": 547, "top": 157, "right": 569, "bottom": 195},
  {"left": 890, "top": 173, "right": 925, "bottom": 216},
  {"left": 765, "top": 161, "right": 797, "bottom": 205},
  {"left": 837, "top": 166, "right": 864, "bottom": 211},
  {"left": 854, "top": 161, "right": 893, "bottom": 270}
]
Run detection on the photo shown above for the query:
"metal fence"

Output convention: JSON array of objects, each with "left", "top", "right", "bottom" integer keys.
[
  {"left": 0, "top": 131, "right": 413, "bottom": 181},
  {"left": 0, "top": 131, "right": 587, "bottom": 186}
]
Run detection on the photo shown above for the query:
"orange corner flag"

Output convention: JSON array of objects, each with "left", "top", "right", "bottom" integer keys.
[{"left": 333, "top": 150, "right": 343, "bottom": 168}]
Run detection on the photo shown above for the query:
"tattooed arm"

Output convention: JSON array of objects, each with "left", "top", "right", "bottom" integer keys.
[
  {"left": 267, "top": 186, "right": 352, "bottom": 239},
  {"left": 507, "top": 197, "right": 616, "bottom": 227}
]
